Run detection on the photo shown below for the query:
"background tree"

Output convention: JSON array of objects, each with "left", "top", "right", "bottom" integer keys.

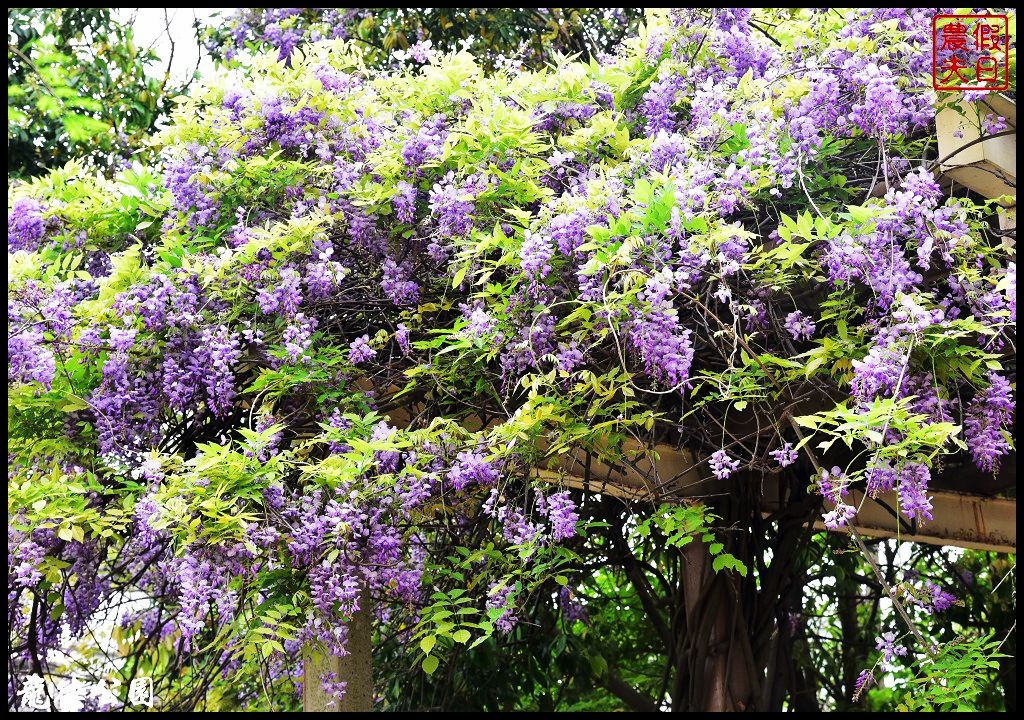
[
  {"left": 202, "top": 8, "right": 644, "bottom": 70},
  {"left": 7, "top": 8, "right": 199, "bottom": 178}
]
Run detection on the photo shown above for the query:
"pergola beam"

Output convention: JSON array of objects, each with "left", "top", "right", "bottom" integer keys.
[
  {"left": 536, "top": 442, "right": 1016, "bottom": 554},
  {"left": 935, "top": 92, "right": 1016, "bottom": 202},
  {"left": 765, "top": 481, "right": 1016, "bottom": 554}
]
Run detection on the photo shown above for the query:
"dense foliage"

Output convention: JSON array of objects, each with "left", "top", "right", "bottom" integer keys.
[
  {"left": 7, "top": 8, "right": 194, "bottom": 179},
  {"left": 7, "top": 7, "right": 1016, "bottom": 711},
  {"left": 203, "top": 8, "right": 644, "bottom": 70}
]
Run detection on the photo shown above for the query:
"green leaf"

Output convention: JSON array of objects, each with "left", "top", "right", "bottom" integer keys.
[
  {"left": 60, "top": 397, "right": 91, "bottom": 413},
  {"left": 712, "top": 554, "right": 748, "bottom": 576},
  {"left": 63, "top": 112, "right": 110, "bottom": 142},
  {"left": 452, "top": 265, "right": 467, "bottom": 288}
]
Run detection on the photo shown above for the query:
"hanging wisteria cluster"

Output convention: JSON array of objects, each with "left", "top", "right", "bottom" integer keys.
[{"left": 7, "top": 7, "right": 1015, "bottom": 711}]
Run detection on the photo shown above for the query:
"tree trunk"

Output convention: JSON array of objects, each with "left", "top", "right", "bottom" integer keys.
[
  {"left": 668, "top": 472, "right": 819, "bottom": 711},
  {"left": 303, "top": 590, "right": 373, "bottom": 712},
  {"left": 679, "top": 541, "right": 756, "bottom": 711}
]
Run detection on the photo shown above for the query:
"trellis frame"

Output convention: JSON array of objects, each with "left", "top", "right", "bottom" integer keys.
[{"left": 303, "top": 94, "right": 1017, "bottom": 712}]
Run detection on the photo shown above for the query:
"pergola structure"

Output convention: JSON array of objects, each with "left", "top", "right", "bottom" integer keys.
[{"left": 304, "top": 95, "right": 1017, "bottom": 712}]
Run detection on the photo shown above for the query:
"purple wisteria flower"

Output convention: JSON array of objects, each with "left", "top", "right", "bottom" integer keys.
[
  {"left": 865, "top": 461, "right": 897, "bottom": 497},
  {"left": 822, "top": 503, "right": 857, "bottom": 530},
  {"left": 896, "top": 462, "right": 933, "bottom": 523},
  {"left": 8, "top": 198, "right": 49, "bottom": 252},
  {"left": 818, "top": 466, "right": 847, "bottom": 503},
  {"left": 853, "top": 669, "right": 875, "bottom": 699},
  {"left": 393, "top": 181, "right": 417, "bottom": 223},
  {"left": 628, "top": 272, "right": 694, "bottom": 390},
  {"left": 641, "top": 73, "right": 684, "bottom": 134},
  {"left": 428, "top": 172, "right": 474, "bottom": 238},
  {"left": 459, "top": 301, "right": 497, "bottom": 339},
  {"left": 326, "top": 409, "right": 352, "bottom": 454},
  {"left": 923, "top": 581, "right": 956, "bottom": 612},
  {"left": 784, "top": 311, "right": 815, "bottom": 341},
  {"left": 963, "top": 372, "right": 1014, "bottom": 473},
  {"left": 874, "top": 631, "right": 908, "bottom": 667},
  {"left": 348, "top": 335, "right": 375, "bottom": 365},
  {"left": 851, "top": 343, "right": 908, "bottom": 401},
  {"left": 520, "top": 231, "right": 554, "bottom": 285},
  {"left": 402, "top": 114, "right": 447, "bottom": 169},
  {"left": 407, "top": 39, "right": 434, "bottom": 64},
  {"left": 487, "top": 583, "right": 518, "bottom": 634},
  {"left": 446, "top": 451, "right": 497, "bottom": 491},
  {"left": 283, "top": 313, "right": 316, "bottom": 362},
  {"left": 708, "top": 449, "right": 740, "bottom": 479},
  {"left": 770, "top": 442, "right": 798, "bottom": 468},
  {"left": 8, "top": 328, "right": 56, "bottom": 388},
  {"left": 556, "top": 341, "right": 584, "bottom": 373},
  {"left": 381, "top": 258, "right": 420, "bottom": 307},
  {"left": 395, "top": 323, "right": 411, "bottom": 355},
  {"left": 202, "top": 326, "right": 241, "bottom": 416},
  {"left": 559, "top": 586, "right": 587, "bottom": 623},
  {"left": 549, "top": 211, "right": 588, "bottom": 256},
  {"left": 537, "top": 491, "right": 578, "bottom": 541},
  {"left": 649, "top": 130, "right": 686, "bottom": 172},
  {"left": 258, "top": 267, "right": 303, "bottom": 316},
  {"left": 165, "top": 144, "right": 221, "bottom": 229},
  {"left": 817, "top": 466, "right": 857, "bottom": 530}
]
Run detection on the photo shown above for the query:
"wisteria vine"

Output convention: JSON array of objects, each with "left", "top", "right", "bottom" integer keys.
[{"left": 8, "top": 7, "right": 1016, "bottom": 711}]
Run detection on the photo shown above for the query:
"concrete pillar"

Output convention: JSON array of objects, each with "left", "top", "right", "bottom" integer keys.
[
  {"left": 935, "top": 93, "right": 1016, "bottom": 201},
  {"left": 303, "top": 592, "right": 373, "bottom": 712}
]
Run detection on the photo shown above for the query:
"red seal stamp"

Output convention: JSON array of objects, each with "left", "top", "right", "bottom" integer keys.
[{"left": 932, "top": 14, "right": 1009, "bottom": 92}]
